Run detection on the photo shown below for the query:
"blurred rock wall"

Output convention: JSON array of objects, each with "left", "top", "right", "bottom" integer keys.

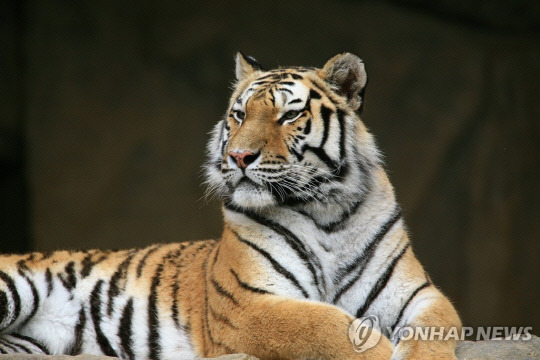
[
  {"left": 2, "top": 0, "right": 539, "bottom": 332},
  {"left": 1, "top": 1, "right": 29, "bottom": 254}
]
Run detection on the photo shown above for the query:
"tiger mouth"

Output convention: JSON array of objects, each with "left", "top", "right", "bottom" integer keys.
[
  {"left": 236, "top": 177, "right": 260, "bottom": 188},
  {"left": 238, "top": 176, "right": 300, "bottom": 202},
  {"left": 225, "top": 166, "right": 327, "bottom": 206},
  {"left": 229, "top": 176, "right": 266, "bottom": 193}
]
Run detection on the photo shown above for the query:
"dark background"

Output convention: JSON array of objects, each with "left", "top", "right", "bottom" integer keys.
[{"left": 2, "top": 0, "right": 539, "bottom": 333}]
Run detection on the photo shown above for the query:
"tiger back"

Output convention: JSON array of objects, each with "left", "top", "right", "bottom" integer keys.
[{"left": 0, "top": 53, "right": 461, "bottom": 360}]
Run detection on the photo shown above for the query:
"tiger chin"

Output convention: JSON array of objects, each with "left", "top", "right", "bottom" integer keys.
[{"left": 0, "top": 53, "right": 461, "bottom": 360}]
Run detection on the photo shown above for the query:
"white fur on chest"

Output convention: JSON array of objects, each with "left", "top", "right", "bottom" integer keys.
[{"left": 225, "top": 181, "right": 399, "bottom": 304}]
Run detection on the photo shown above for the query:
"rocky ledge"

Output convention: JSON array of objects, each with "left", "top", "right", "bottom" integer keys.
[{"left": 0, "top": 336, "right": 538, "bottom": 360}]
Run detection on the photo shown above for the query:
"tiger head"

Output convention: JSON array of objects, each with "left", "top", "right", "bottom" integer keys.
[{"left": 205, "top": 53, "right": 381, "bottom": 211}]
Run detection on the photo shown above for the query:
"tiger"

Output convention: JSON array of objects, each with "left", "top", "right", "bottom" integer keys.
[{"left": 0, "top": 52, "right": 461, "bottom": 360}]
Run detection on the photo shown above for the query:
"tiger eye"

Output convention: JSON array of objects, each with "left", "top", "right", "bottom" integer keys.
[
  {"left": 283, "top": 110, "right": 300, "bottom": 120},
  {"left": 234, "top": 110, "right": 246, "bottom": 121}
]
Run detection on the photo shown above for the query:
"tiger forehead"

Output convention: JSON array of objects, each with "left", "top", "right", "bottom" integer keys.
[
  {"left": 251, "top": 69, "right": 312, "bottom": 86},
  {"left": 234, "top": 70, "right": 312, "bottom": 106}
]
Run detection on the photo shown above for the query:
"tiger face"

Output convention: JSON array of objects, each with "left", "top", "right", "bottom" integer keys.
[{"left": 206, "top": 53, "right": 375, "bottom": 210}]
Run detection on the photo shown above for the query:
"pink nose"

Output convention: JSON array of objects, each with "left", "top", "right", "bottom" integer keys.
[{"left": 229, "top": 151, "right": 259, "bottom": 169}]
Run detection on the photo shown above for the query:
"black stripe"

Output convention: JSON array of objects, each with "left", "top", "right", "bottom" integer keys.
[
  {"left": 11, "top": 334, "right": 49, "bottom": 354},
  {"left": 0, "top": 291, "right": 7, "bottom": 325},
  {"left": 58, "top": 261, "right": 77, "bottom": 291},
  {"left": 332, "top": 253, "right": 371, "bottom": 304},
  {"left": 358, "top": 76, "right": 368, "bottom": 114},
  {"left": 302, "top": 96, "right": 313, "bottom": 114},
  {"left": 289, "top": 145, "right": 304, "bottom": 161},
  {"left": 0, "top": 339, "right": 18, "bottom": 352},
  {"left": 333, "top": 206, "right": 403, "bottom": 304},
  {"left": 267, "top": 89, "right": 275, "bottom": 106},
  {"left": 107, "top": 253, "right": 135, "bottom": 316},
  {"left": 14, "top": 343, "right": 31, "bottom": 354},
  {"left": 81, "top": 253, "right": 108, "bottom": 278},
  {"left": 226, "top": 203, "right": 324, "bottom": 294},
  {"left": 309, "top": 89, "right": 321, "bottom": 99},
  {"left": 203, "top": 246, "right": 224, "bottom": 353},
  {"left": 231, "top": 230, "right": 309, "bottom": 298},
  {"left": 41, "top": 252, "right": 54, "bottom": 260},
  {"left": 118, "top": 298, "right": 135, "bottom": 360},
  {"left": 70, "top": 308, "right": 86, "bottom": 355},
  {"left": 137, "top": 245, "right": 160, "bottom": 278},
  {"left": 148, "top": 263, "right": 163, "bottom": 360},
  {"left": 255, "top": 73, "right": 275, "bottom": 80},
  {"left": 355, "top": 243, "right": 410, "bottom": 318},
  {"left": 288, "top": 98, "right": 302, "bottom": 104},
  {"left": 309, "top": 79, "right": 327, "bottom": 94},
  {"left": 356, "top": 155, "right": 376, "bottom": 178},
  {"left": 309, "top": 79, "right": 342, "bottom": 106},
  {"left": 80, "top": 253, "right": 94, "bottom": 278},
  {"left": 16, "top": 260, "right": 29, "bottom": 273},
  {"left": 230, "top": 269, "right": 271, "bottom": 295},
  {"left": 304, "top": 119, "right": 311, "bottom": 135},
  {"left": 171, "top": 267, "right": 182, "bottom": 329},
  {"left": 318, "top": 195, "right": 366, "bottom": 233},
  {"left": 299, "top": 105, "right": 340, "bottom": 172},
  {"left": 25, "top": 253, "right": 36, "bottom": 262},
  {"left": 211, "top": 243, "right": 221, "bottom": 268},
  {"left": 202, "top": 250, "right": 211, "bottom": 353},
  {"left": 319, "top": 105, "right": 332, "bottom": 146},
  {"left": 64, "top": 261, "right": 77, "bottom": 289},
  {"left": 0, "top": 346, "right": 5, "bottom": 354},
  {"left": 277, "top": 87, "right": 293, "bottom": 95},
  {"left": 208, "top": 304, "right": 238, "bottom": 329},
  {"left": 337, "top": 109, "right": 346, "bottom": 160},
  {"left": 335, "top": 206, "right": 402, "bottom": 281},
  {"left": 0, "top": 271, "right": 21, "bottom": 328},
  {"left": 211, "top": 278, "right": 240, "bottom": 306},
  {"left": 254, "top": 217, "right": 323, "bottom": 291},
  {"left": 45, "top": 268, "right": 53, "bottom": 296},
  {"left": 204, "top": 245, "right": 237, "bottom": 350},
  {"left": 90, "top": 280, "right": 118, "bottom": 357},
  {"left": 19, "top": 274, "right": 39, "bottom": 327},
  {"left": 391, "top": 281, "right": 431, "bottom": 331},
  {"left": 5, "top": 339, "right": 30, "bottom": 353},
  {"left": 305, "top": 146, "right": 340, "bottom": 172}
]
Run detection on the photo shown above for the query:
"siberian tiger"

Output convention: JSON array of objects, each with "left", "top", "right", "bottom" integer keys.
[{"left": 0, "top": 53, "right": 461, "bottom": 360}]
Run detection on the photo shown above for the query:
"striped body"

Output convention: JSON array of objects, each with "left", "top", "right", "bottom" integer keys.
[
  {"left": 0, "top": 53, "right": 461, "bottom": 360},
  {"left": 0, "top": 242, "right": 212, "bottom": 359}
]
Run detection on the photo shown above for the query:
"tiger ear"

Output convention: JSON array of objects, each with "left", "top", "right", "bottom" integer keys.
[
  {"left": 319, "top": 53, "right": 368, "bottom": 112},
  {"left": 235, "top": 52, "right": 264, "bottom": 82}
]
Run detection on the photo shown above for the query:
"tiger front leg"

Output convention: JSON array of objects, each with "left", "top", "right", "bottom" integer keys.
[
  {"left": 390, "top": 288, "right": 461, "bottom": 360},
  {"left": 206, "top": 295, "right": 394, "bottom": 360}
]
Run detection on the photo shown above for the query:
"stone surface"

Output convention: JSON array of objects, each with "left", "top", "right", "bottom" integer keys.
[
  {"left": 1, "top": 337, "right": 539, "bottom": 359},
  {"left": 456, "top": 336, "right": 540, "bottom": 360}
]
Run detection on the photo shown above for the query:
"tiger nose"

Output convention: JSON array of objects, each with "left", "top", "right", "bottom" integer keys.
[{"left": 228, "top": 151, "right": 260, "bottom": 169}]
